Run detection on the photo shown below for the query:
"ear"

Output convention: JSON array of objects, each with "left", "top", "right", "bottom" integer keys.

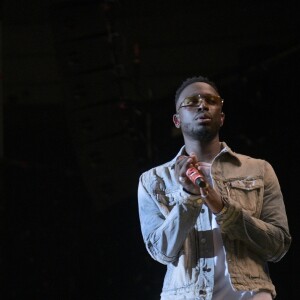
[
  {"left": 173, "top": 114, "right": 181, "bottom": 128},
  {"left": 220, "top": 112, "right": 225, "bottom": 127}
]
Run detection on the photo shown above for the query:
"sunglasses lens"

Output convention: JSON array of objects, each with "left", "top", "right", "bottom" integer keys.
[
  {"left": 184, "top": 95, "right": 201, "bottom": 106},
  {"left": 205, "top": 95, "right": 219, "bottom": 105}
]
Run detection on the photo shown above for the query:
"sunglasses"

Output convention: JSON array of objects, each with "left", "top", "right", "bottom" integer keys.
[{"left": 178, "top": 94, "right": 224, "bottom": 112}]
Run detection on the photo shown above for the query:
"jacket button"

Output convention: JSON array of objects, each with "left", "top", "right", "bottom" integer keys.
[
  {"left": 199, "top": 289, "right": 206, "bottom": 295},
  {"left": 203, "top": 267, "right": 211, "bottom": 272}
]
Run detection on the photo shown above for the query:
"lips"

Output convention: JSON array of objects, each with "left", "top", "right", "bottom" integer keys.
[{"left": 194, "top": 113, "right": 211, "bottom": 121}]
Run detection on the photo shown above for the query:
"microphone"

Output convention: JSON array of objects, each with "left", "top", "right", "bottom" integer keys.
[{"left": 186, "top": 167, "right": 207, "bottom": 188}]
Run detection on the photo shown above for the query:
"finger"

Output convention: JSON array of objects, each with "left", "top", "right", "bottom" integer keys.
[
  {"left": 200, "top": 186, "right": 209, "bottom": 198},
  {"left": 178, "top": 176, "right": 188, "bottom": 183},
  {"left": 176, "top": 155, "right": 192, "bottom": 170},
  {"left": 189, "top": 152, "right": 199, "bottom": 164},
  {"left": 176, "top": 155, "right": 188, "bottom": 166}
]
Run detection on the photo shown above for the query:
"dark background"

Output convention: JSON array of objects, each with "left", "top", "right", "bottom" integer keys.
[{"left": 2, "top": 0, "right": 299, "bottom": 299}]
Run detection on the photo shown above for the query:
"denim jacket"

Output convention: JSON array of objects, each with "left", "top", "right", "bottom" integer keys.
[{"left": 137, "top": 142, "right": 291, "bottom": 300}]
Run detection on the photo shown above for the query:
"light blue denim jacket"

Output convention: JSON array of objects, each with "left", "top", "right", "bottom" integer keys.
[{"left": 137, "top": 142, "right": 291, "bottom": 300}]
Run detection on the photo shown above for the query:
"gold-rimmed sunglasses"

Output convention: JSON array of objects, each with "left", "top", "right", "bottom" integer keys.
[{"left": 177, "top": 94, "right": 224, "bottom": 112}]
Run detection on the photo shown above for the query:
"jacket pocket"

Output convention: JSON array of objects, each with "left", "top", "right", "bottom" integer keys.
[{"left": 227, "top": 178, "right": 264, "bottom": 214}]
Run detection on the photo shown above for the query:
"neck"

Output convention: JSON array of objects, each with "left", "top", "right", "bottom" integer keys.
[{"left": 184, "top": 138, "right": 221, "bottom": 163}]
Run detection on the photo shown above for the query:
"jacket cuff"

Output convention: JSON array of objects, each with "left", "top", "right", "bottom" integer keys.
[{"left": 176, "top": 186, "right": 204, "bottom": 207}]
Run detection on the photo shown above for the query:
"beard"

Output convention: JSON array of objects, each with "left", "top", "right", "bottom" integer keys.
[{"left": 183, "top": 123, "right": 220, "bottom": 142}]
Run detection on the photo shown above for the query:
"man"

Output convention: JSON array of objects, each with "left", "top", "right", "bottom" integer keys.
[{"left": 137, "top": 75, "right": 291, "bottom": 299}]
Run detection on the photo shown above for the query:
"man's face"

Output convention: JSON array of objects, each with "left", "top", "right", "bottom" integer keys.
[{"left": 174, "top": 82, "right": 225, "bottom": 141}]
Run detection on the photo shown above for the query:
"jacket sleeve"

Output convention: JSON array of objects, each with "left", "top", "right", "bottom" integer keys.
[
  {"left": 137, "top": 170, "right": 202, "bottom": 265},
  {"left": 217, "top": 160, "right": 292, "bottom": 262}
]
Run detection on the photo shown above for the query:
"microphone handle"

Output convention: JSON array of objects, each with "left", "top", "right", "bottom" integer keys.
[
  {"left": 195, "top": 177, "right": 207, "bottom": 188},
  {"left": 186, "top": 167, "right": 207, "bottom": 188}
]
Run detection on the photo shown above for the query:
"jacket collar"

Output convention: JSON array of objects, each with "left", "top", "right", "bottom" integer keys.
[{"left": 170, "top": 142, "right": 241, "bottom": 169}]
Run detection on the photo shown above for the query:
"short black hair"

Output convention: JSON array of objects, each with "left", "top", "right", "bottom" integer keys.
[{"left": 174, "top": 75, "right": 219, "bottom": 105}]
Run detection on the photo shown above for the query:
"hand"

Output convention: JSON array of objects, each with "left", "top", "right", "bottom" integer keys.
[
  {"left": 175, "top": 154, "right": 202, "bottom": 195},
  {"left": 175, "top": 154, "right": 225, "bottom": 213}
]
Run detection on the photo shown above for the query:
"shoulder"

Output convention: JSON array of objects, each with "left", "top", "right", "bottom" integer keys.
[
  {"left": 222, "top": 142, "right": 269, "bottom": 166},
  {"left": 139, "top": 146, "right": 185, "bottom": 182},
  {"left": 229, "top": 151, "right": 277, "bottom": 179},
  {"left": 140, "top": 159, "right": 175, "bottom": 182},
  {"left": 234, "top": 152, "right": 265, "bottom": 163},
  {"left": 221, "top": 143, "right": 276, "bottom": 177}
]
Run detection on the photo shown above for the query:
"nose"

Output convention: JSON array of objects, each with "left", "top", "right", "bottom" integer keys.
[{"left": 197, "top": 99, "right": 208, "bottom": 110}]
